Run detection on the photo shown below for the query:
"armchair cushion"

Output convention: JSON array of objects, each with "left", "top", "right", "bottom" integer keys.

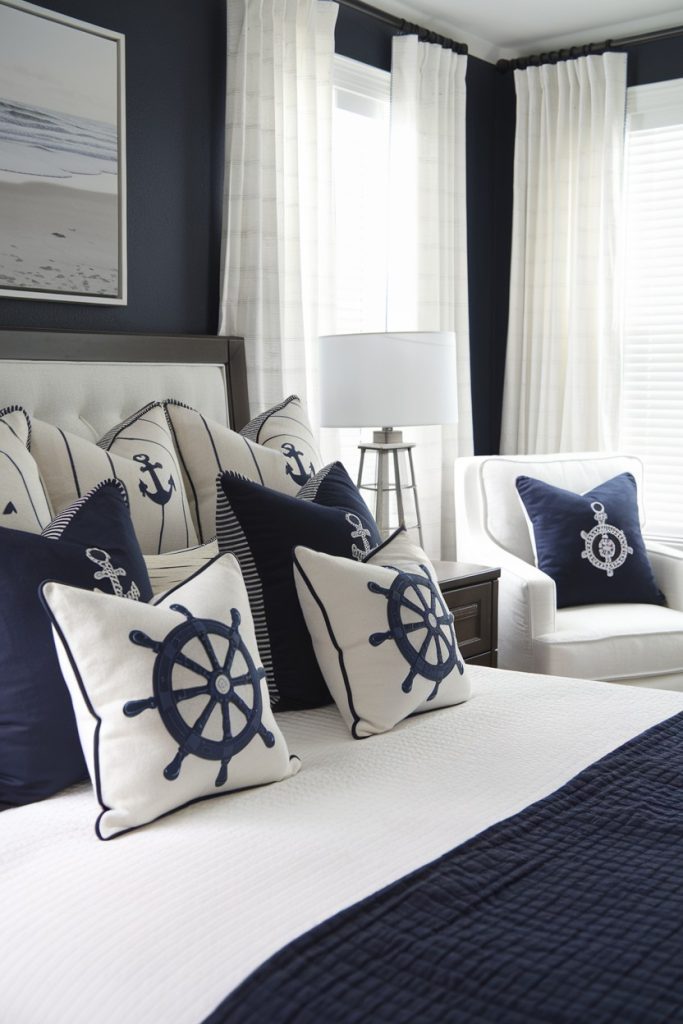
[
  {"left": 536, "top": 603, "right": 683, "bottom": 686},
  {"left": 516, "top": 472, "right": 664, "bottom": 609}
]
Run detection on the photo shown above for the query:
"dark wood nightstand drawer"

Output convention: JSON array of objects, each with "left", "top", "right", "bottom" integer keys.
[
  {"left": 433, "top": 562, "right": 500, "bottom": 667},
  {"left": 442, "top": 581, "right": 493, "bottom": 660}
]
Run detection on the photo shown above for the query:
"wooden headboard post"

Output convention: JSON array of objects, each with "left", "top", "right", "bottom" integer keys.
[{"left": 0, "top": 329, "right": 250, "bottom": 430}]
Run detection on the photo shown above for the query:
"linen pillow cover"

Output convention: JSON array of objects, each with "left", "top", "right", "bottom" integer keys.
[
  {"left": 294, "top": 528, "right": 470, "bottom": 738},
  {"left": 144, "top": 538, "right": 219, "bottom": 596},
  {"left": 0, "top": 479, "right": 152, "bottom": 806},
  {"left": 164, "top": 396, "right": 322, "bottom": 542},
  {"left": 516, "top": 472, "right": 665, "bottom": 609},
  {"left": 40, "top": 553, "right": 299, "bottom": 839},
  {"left": 32, "top": 402, "right": 197, "bottom": 555},
  {"left": 216, "top": 462, "right": 382, "bottom": 710},
  {"left": 241, "top": 395, "right": 323, "bottom": 485},
  {"left": 0, "top": 404, "right": 52, "bottom": 532}
]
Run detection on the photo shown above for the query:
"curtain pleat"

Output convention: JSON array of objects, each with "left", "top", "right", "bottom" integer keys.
[
  {"left": 387, "top": 36, "right": 473, "bottom": 559},
  {"left": 219, "top": 0, "right": 338, "bottom": 421},
  {"left": 500, "top": 53, "right": 627, "bottom": 454}
]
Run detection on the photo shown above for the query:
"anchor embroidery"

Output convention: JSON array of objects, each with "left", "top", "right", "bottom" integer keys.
[
  {"left": 2, "top": 501, "right": 16, "bottom": 515},
  {"left": 134, "top": 453, "right": 176, "bottom": 506},
  {"left": 346, "top": 512, "right": 375, "bottom": 561},
  {"left": 580, "top": 501, "right": 633, "bottom": 578},
  {"left": 86, "top": 547, "right": 141, "bottom": 601},
  {"left": 281, "top": 442, "right": 314, "bottom": 487}
]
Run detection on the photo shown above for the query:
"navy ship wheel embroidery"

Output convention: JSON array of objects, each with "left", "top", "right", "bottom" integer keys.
[
  {"left": 368, "top": 565, "right": 463, "bottom": 700},
  {"left": 123, "top": 604, "right": 273, "bottom": 786}
]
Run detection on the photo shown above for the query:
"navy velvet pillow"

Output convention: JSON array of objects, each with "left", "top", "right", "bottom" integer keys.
[
  {"left": 216, "top": 462, "right": 382, "bottom": 710},
  {"left": 0, "top": 480, "right": 152, "bottom": 806},
  {"left": 515, "top": 472, "right": 664, "bottom": 609}
]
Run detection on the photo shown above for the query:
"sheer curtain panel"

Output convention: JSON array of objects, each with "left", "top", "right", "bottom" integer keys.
[
  {"left": 500, "top": 53, "right": 627, "bottom": 454},
  {"left": 388, "top": 36, "right": 473, "bottom": 559},
  {"left": 219, "top": 0, "right": 338, "bottom": 417}
]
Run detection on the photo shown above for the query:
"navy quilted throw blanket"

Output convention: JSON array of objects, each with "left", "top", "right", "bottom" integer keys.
[{"left": 205, "top": 712, "right": 683, "bottom": 1024}]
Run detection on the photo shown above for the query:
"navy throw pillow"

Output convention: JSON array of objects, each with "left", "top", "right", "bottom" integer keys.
[
  {"left": 0, "top": 480, "right": 152, "bottom": 806},
  {"left": 515, "top": 472, "right": 665, "bottom": 609},
  {"left": 216, "top": 462, "right": 382, "bottom": 710}
]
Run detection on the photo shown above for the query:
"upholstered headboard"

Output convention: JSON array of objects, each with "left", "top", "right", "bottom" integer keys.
[{"left": 0, "top": 329, "right": 249, "bottom": 438}]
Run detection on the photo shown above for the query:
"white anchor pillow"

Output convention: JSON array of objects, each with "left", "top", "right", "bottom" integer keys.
[
  {"left": 40, "top": 553, "right": 300, "bottom": 840},
  {"left": 241, "top": 395, "right": 322, "bottom": 485},
  {"left": 164, "top": 396, "right": 322, "bottom": 542},
  {"left": 0, "top": 405, "right": 52, "bottom": 533},
  {"left": 516, "top": 472, "right": 665, "bottom": 608},
  {"left": 293, "top": 528, "right": 470, "bottom": 738},
  {"left": 32, "top": 402, "right": 197, "bottom": 555}
]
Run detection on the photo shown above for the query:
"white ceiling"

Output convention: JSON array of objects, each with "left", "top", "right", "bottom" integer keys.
[{"left": 373, "top": 0, "right": 683, "bottom": 62}]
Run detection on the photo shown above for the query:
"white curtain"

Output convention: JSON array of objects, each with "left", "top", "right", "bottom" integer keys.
[
  {"left": 500, "top": 53, "right": 627, "bottom": 454},
  {"left": 387, "top": 36, "right": 473, "bottom": 559},
  {"left": 219, "top": 0, "right": 338, "bottom": 419}
]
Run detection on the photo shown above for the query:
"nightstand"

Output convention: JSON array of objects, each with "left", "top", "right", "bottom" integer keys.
[{"left": 433, "top": 562, "right": 500, "bottom": 667}]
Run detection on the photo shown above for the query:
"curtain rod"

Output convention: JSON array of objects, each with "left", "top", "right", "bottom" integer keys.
[
  {"left": 337, "top": 0, "right": 468, "bottom": 54},
  {"left": 497, "top": 22, "right": 683, "bottom": 71}
]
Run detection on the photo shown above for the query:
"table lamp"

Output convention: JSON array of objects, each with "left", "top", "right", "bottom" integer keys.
[{"left": 319, "top": 331, "right": 458, "bottom": 545}]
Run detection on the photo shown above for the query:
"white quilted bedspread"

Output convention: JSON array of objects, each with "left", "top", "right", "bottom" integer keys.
[{"left": 2, "top": 667, "right": 683, "bottom": 1024}]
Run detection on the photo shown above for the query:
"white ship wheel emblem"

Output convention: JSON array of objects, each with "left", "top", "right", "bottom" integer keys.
[{"left": 580, "top": 501, "right": 633, "bottom": 578}]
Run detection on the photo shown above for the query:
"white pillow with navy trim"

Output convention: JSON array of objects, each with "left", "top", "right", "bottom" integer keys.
[
  {"left": 164, "top": 397, "right": 322, "bottom": 542},
  {"left": 0, "top": 405, "right": 52, "bottom": 533},
  {"left": 293, "top": 529, "right": 470, "bottom": 738},
  {"left": 32, "top": 402, "right": 197, "bottom": 555},
  {"left": 40, "top": 553, "right": 300, "bottom": 840},
  {"left": 241, "top": 395, "right": 322, "bottom": 485}
]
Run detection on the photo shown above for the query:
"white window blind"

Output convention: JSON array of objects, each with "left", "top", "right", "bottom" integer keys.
[{"left": 622, "top": 80, "right": 683, "bottom": 544}]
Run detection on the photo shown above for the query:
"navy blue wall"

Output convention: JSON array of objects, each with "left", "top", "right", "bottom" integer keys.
[
  {"left": 0, "top": 0, "right": 225, "bottom": 334},
  {"left": 2, "top": 2, "right": 680, "bottom": 452}
]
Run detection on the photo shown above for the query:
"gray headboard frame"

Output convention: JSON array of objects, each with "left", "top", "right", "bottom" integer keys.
[{"left": 0, "top": 329, "right": 250, "bottom": 430}]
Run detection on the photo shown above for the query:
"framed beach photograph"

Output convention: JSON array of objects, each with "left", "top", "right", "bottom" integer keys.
[{"left": 0, "top": 0, "right": 126, "bottom": 304}]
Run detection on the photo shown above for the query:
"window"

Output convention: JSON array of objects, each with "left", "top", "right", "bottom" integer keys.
[
  {"left": 332, "top": 55, "right": 391, "bottom": 334},
  {"left": 622, "top": 80, "right": 683, "bottom": 544}
]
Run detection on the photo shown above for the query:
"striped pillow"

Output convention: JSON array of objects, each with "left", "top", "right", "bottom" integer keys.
[
  {"left": 32, "top": 403, "right": 197, "bottom": 555},
  {"left": 164, "top": 396, "right": 322, "bottom": 543},
  {"left": 0, "top": 405, "right": 52, "bottom": 533}
]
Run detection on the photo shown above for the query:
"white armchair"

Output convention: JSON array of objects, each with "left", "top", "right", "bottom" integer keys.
[{"left": 455, "top": 452, "right": 683, "bottom": 690}]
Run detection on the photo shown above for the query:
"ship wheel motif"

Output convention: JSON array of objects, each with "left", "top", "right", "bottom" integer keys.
[
  {"left": 123, "top": 604, "right": 274, "bottom": 786},
  {"left": 580, "top": 501, "right": 633, "bottom": 578},
  {"left": 368, "top": 565, "right": 463, "bottom": 700}
]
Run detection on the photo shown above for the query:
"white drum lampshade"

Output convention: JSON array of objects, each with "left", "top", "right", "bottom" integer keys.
[
  {"left": 318, "top": 332, "right": 458, "bottom": 545},
  {"left": 319, "top": 331, "right": 458, "bottom": 439}
]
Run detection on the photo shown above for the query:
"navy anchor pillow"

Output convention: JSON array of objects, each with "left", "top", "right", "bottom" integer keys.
[
  {"left": 216, "top": 462, "right": 382, "bottom": 710},
  {"left": 516, "top": 472, "right": 665, "bottom": 609},
  {"left": 0, "top": 479, "right": 152, "bottom": 806}
]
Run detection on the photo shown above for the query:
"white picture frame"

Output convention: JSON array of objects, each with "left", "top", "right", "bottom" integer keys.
[{"left": 0, "top": 0, "right": 126, "bottom": 304}]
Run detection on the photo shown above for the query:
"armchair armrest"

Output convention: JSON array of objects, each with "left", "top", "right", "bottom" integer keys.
[
  {"left": 458, "top": 538, "right": 557, "bottom": 671},
  {"left": 647, "top": 541, "right": 683, "bottom": 611}
]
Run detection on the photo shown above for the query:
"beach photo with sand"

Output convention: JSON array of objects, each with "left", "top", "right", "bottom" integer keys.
[{"left": 0, "top": 1, "right": 124, "bottom": 302}]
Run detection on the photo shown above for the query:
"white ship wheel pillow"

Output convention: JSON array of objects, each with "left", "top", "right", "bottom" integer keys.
[
  {"left": 41, "top": 553, "right": 299, "bottom": 839},
  {"left": 293, "top": 528, "right": 470, "bottom": 738}
]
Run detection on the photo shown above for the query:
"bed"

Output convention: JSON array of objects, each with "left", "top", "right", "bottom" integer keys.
[{"left": 1, "top": 330, "right": 683, "bottom": 1024}]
